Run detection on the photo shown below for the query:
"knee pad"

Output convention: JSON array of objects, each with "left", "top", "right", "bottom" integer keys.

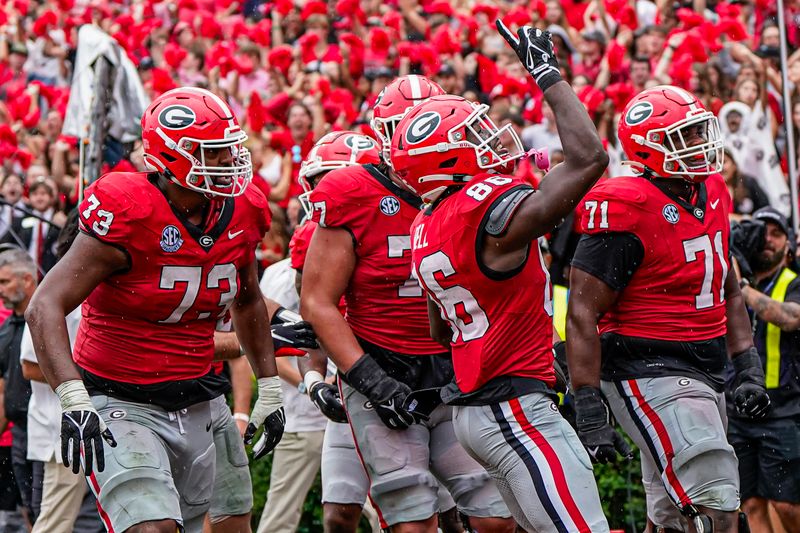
[
  {"left": 443, "top": 471, "right": 509, "bottom": 519},
  {"left": 672, "top": 444, "right": 740, "bottom": 512},
  {"left": 369, "top": 469, "right": 439, "bottom": 525}
]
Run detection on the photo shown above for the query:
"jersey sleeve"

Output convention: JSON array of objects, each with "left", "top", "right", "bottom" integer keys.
[
  {"left": 289, "top": 220, "right": 317, "bottom": 270},
  {"left": 78, "top": 173, "right": 143, "bottom": 245},
  {"left": 577, "top": 179, "right": 646, "bottom": 236},
  {"left": 571, "top": 232, "right": 645, "bottom": 291},
  {"left": 244, "top": 184, "right": 271, "bottom": 246},
  {"left": 307, "top": 168, "right": 364, "bottom": 229}
]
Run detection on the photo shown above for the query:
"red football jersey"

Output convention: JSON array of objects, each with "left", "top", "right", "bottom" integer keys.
[
  {"left": 75, "top": 172, "right": 270, "bottom": 384},
  {"left": 577, "top": 174, "right": 731, "bottom": 340},
  {"left": 410, "top": 174, "right": 555, "bottom": 393},
  {"left": 308, "top": 165, "right": 441, "bottom": 354}
]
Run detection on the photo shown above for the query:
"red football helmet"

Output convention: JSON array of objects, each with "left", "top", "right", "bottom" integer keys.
[
  {"left": 370, "top": 75, "right": 445, "bottom": 164},
  {"left": 390, "top": 95, "right": 524, "bottom": 202},
  {"left": 618, "top": 85, "right": 723, "bottom": 182},
  {"left": 141, "top": 87, "right": 252, "bottom": 196},
  {"left": 298, "top": 131, "right": 380, "bottom": 215}
]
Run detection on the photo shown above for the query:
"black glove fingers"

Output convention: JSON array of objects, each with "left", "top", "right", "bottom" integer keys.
[
  {"left": 83, "top": 436, "right": 94, "bottom": 476},
  {"left": 243, "top": 422, "right": 257, "bottom": 445},
  {"left": 72, "top": 436, "right": 82, "bottom": 475},
  {"left": 495, "top": 19, "right": 519, "bottom": 46}
]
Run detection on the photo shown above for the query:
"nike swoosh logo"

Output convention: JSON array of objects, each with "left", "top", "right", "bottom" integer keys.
[
  {"left": 587, "top": 446, "right": 599, "bottom": 457},
  {"left": 710, "top": 199, "right": 719, "bottom": 209},
  {"left": 228, "top": 229, "right": 244, "bottom": 239},
  {"left": 205, "top": 422, "right": 212, "bottom": 432}
]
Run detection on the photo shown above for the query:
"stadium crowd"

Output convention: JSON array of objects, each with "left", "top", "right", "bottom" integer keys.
[{"left": 1, "top": 0, "right": 800, "bottom": 531}]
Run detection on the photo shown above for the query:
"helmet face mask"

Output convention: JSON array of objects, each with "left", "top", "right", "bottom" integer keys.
[
  {"left": 297, "top": 131, "right": 380, "bottom": 216},
  {"left": 142, "top": 88, "right": 253, "bottom": 197},
  {"left": 618, "top": 85, "right": 723, "bottom": 183},
  {"left": 391, "top": 96, "right": 525, "bottom": 203}
]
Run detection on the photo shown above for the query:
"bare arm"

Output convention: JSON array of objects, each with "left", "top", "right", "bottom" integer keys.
[
  {"left": 297, "top": 348, "right": 331, "bottom": 380},
  {"left": 300, "top": 226, "right": 363, "bottom": 372},
  {"left": 276, "top": 357, "right": 301, "bottom": 387},
  {"left": 566, "top": 267, "right": 620, "bottom": 390},
  {"left": 484, "top": 81, "right": 608, "bottom": 258},
  {"left": 25, "top": 233, "right": 128, "bottom": 388},
  {"left": 229, "top": 355, "right": 253, "bottom": 435},
  {"left": 230, "top": 260, "right": 278, "bottom": 379},
  {"left": 21, "top": 360, "right": 46, "bottom": 383},
  {"left": 725, "top": 268, "right": 756, "bottom": 355},
  {"left": 741, "top": 281, "right": 800, "bottom": 333},
  {"left": 427, "top": 297, "right": 451, "bottom": 348}
]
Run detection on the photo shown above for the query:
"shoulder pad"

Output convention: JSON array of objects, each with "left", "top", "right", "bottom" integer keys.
[
  {"left": 578, "top": 178, "right": 647, "bottom": 235},
  {"left": 485, "top": 187, "right": 534, "bottom": 236},
  {"left": 79, "top": 173, "right": 151, "bottom": 243},
  {"left": 308, "top": 166, "right": 371, "bottom": 228}
]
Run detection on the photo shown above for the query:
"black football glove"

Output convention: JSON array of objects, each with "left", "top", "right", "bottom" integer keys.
[
  {"left": 61, "top": 411, "right": 117, "bottom": 475},
  {"left": 732, "top": 347, "right": 771, "bottom": 419},
  {"left": 402, "top": 387, "right": 443, "bottom": 422},
  {"left": 573, "top": 387, "right": 632, "bottom": 464},
  {"left": 343, "top": 354, "right": 417, "bottom": 430},
  {"left": 271, "top": 321, "right": 319, "bottom": 357},
  {"left": 246, "top": 408, "right": 286, "bottom": 460},
  {"left": 496, "top": 20, "right": 562, "bottom": 92},
  {"left": 309, "top": 381, "right": 348, "bottom": 423},
  {"left": 730, "top": 219, "right": 766, "bottom": 286}
]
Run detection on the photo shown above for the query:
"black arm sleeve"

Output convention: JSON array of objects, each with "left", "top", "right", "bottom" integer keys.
[{"left": 570, "top": 232, "right": 644, "bottom": 291}]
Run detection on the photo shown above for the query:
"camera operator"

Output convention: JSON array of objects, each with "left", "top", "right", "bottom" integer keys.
[{"left": 730, "top": 206, "right": 800, "bottom": 532}]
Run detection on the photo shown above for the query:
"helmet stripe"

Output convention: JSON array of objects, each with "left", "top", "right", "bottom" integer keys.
[
  {"left": 408, "top": 75, "right": 422, "bottom": 100},
  {"left": 665, "top": 86, "right": 698, "bottom": 111}
]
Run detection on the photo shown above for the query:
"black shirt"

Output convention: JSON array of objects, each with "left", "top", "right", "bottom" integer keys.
[{"left": 0, "top": 314, "right": 30, "bottom": 426}]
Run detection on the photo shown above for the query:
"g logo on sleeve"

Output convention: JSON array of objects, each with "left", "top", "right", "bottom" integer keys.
[
  {"left": 405, "top": 112, "right": 441, "bottom": 145},
  {"left": 624, "top": 102, "right": 654, "bottom": 126},
  {"left": 158, "top": 105, "right": 197, "bottom": 130}
]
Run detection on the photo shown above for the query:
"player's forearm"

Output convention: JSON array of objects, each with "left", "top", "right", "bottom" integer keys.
[
  {"left": 21, "top": 361, "right": 47, "bottom": 383},
  {"left": 302, "top": 301, "right": 363, "bottom": 373},
  {"left": 231, "top": 299, "right": 278, "bottom": 379},
  {"left": 297, "top": 348, "right": 330, "bottom": 379},
  {"left": 724, "top": 269, "right": 756, "bottom": 355},
  {"left": 742, "top": 286, "right": 800, "bottom": 332},
  {"left": 276, "top": 357, "right": 302, "bottom": 387},
  {"left": 229, "top": 356, "right": 253, "bottom": 416},
  {"left": 214, "top": 330, "right": 243, "bottom": 360},
  {"left": 24, "top": 297, "right": 80, "bottom": 388},
  {"left": 565, "top": 312, "right": 603, "bottom": 390}
]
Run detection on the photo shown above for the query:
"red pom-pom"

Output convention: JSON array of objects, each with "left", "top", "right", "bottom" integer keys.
[
  {"left": 605, "top": 82, "right": 634, "bottom": 112},
  {"left": 426, "top": 0, "right": 453, "bottom": 17},
  {"left": 606, "top": 39, "right": 626, "bottom": 72},
  {"left": 149, "top": 68, "right": 178, "bottom": 95},
  {"left": 717, "top": 17, "right": 748, "bottom": 42},
  {"left": 503, "top": 7, "right": 532, "bottom": 28},
  {"left": 248, "top": 91, "right": 266, "bottom": 132},
  {"left": 432, "top": 25, "right": 461, "bottom": 55},
  {"left": 472, "top": 3, "right": 499, "bottom": 20},
  {"left": 199, "top": 14, "right": 222, "bottom": 39},
  {"left": 250, "top": 19, "right": 272, "bottom": 47},
  {"left": 273, "top": 0, "right": 295, "bottom": 16},
  {"left": 233, "top": 54, "right": 254, "bottom": 75},
  {"left": 300, "top": 0, "right": 327, "bottom": 20},
  {"left": 676, "top": 7, "right": 705, "bottom": 29},
  {"left": 0, "top": 124, "right": 17, "bottom": 147},
  {"left": 369, "top": 27, "right": 391, "bottom": 56},
  {"left": 267, "top": 45, "right": 294, "bottom": 76},
  {"left": 32, "top": 10, "right": 58, "bottom": 38},
  {"left": 164, "top": 43, "right": 188, "bottom": 70},
  {"left": 578, "top": 86, "right": 605, "bottom": 116}
]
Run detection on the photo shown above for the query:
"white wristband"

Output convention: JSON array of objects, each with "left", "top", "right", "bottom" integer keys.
[
  {"left": 54, "top": 380, "right": 94, "bottom": 412},
  {"left": 303, "top": 371, "right": 325, "bottom": 395},
  {"left": 254, "top": 376, "right": 283, "bottom": 419},
  {"left": 233, "top": 412, "right": 249, "bottom": 423}
]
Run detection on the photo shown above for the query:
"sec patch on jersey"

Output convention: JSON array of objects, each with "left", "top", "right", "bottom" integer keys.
[{"left": 380, "top": 196, "right": 400, "bottom": 216}]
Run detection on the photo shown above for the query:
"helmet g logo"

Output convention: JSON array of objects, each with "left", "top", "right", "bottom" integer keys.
[
  {"left": 158, "top": 105, "right": 197, "bottom": 130},
  {"left": 344, "top": 135, "right": 376, "bottom": 152},
  {"left": 625, "top": 102, "right": 654, "bottom": 126},
  {"left": 405, "top": 112, "right": 441, "bottom": 145}
]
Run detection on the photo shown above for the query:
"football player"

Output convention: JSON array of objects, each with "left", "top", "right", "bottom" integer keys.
[
  {"left": 25, "top": 88, "right": 284, "bottom": 533},
  {"left": 392, "top": 24, "right": 611, "bottom": 532},
  {"left": 567, "top": 85, "right": 770, "bottom": 532},
  {"left": 294, "top": 131, "right": 463, "bottom": 533},
  {"left": 301, "top": 76, "right": 515, "bottom": 533}
]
